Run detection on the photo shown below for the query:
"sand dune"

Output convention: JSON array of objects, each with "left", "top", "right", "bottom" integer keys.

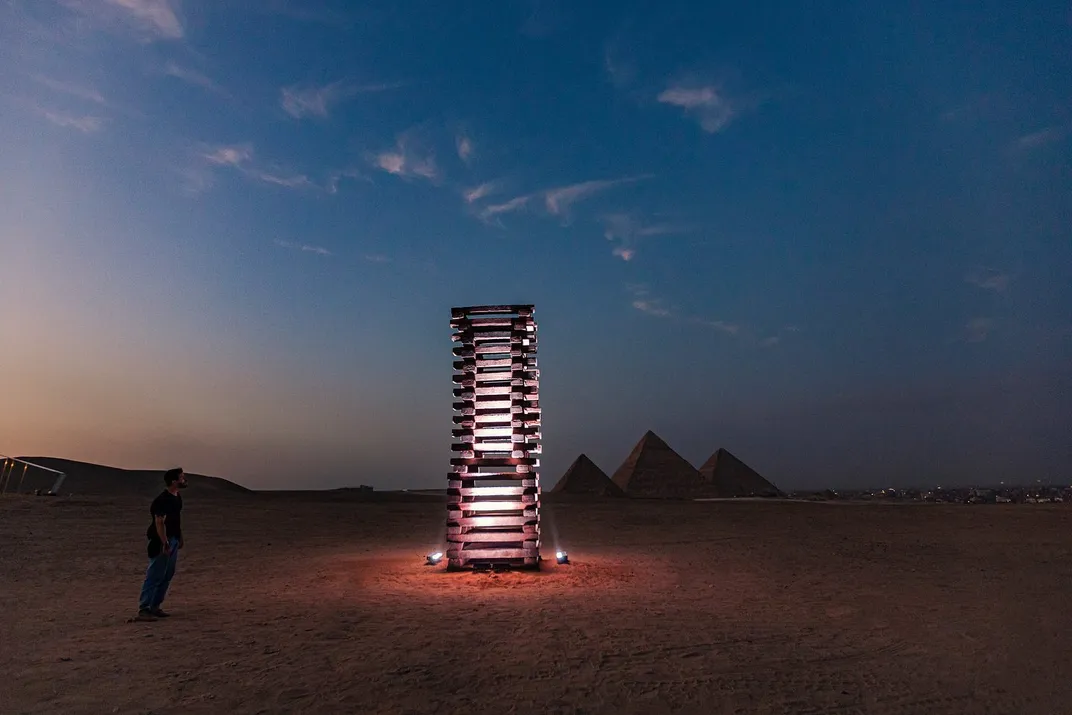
[
  {"left": 8, "top": 457, "right": 251, "bottom": 498},
  {"left": 2, "top": 491, "right": 1071, "bottom": 714}
]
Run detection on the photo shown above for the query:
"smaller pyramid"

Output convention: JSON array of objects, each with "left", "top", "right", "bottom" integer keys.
[
  {"left": 699, "top": 448, "right": 782, "bottom": 497},
  {"left": 610, "top": 431, "right": 707, "bottom": 499},
  {"left": 550, "top": 454, "right": 625, "bottom": 496}
]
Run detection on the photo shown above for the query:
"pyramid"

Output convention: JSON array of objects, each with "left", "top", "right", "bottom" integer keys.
[
  {"left": 699, "top": 448, "right": 782, "bottom": 497},
  {"left": 610, "top": 430, "right": 708, "bottom": 499},
  {"left": 550, "top": 454, "right": 625, "bottom": 496}
]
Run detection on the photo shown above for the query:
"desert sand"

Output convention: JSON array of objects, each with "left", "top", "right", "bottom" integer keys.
[{"left": 2, "top": 491, "right": 1071, "bottom": 714}]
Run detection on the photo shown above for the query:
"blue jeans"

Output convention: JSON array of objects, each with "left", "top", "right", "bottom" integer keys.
[{"left": 138, "top": 537, "right": 179, "bottom": 611}]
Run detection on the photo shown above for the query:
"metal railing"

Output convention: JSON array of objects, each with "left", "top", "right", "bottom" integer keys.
[{"left": 0, "top": 455, "right": 66, "bottom": 495}]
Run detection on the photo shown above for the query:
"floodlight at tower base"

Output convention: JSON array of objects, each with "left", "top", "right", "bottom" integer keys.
[{"left": 446, "top": 305, "right": 542, "bottom": 570}]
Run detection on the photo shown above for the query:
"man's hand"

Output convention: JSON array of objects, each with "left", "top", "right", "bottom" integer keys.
[{"left": 162, "top": 541, "right": 172, "bottom": 556}]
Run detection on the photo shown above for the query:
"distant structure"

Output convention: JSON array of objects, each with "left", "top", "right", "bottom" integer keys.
[
  {"left": 0, "top": 455, "right": 66, "bottom": 495},
  {"left": 447, "top": 305, "right": 541, "bottom": 569},
  {"left": 699, "top": 448, "right": 782, "bottom": 497},
  {"left": 610, "top": 430, "right": 706, "bottom": 499},
  {"left": 551, "top": 454, "right": 625, "bottom": 497}
]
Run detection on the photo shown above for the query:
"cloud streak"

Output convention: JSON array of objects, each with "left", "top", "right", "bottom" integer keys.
[
  {"left": 628, "top": 286, "right": 750, "bottom": 340},
  {"left": 326, "top": 169, "right": 368, "bottom": 194},
  {"left": 1015, "top": 126, "right": 1065, "bottom": 150},
  {"left": 479, "top": 195, "right": 531, "bottom": 222},
  {"left": 41, "top": 109, "right": 103, "bottom": 133},
  {"left": 693, "top": 318, "right": 740, "bottom": 335},
  {"left": 274, "top": 240, "right": 331, "bottom": 256},
  {"left": 202, "top": 144, "right": 252, "bottom": 167},
  {"left": 104, "top": 0, "right": 183, "bottom": 39},
  {"left": 545, "top": 175, "right": 652, "bottom": 217},
  {"left": 248, "top": 169, "right": 313, "bottom": 188},
  {"left": 200, "top": 144, "right": 314, "bottom": 191},
  {"left": 965, "top": 266, "right": 1010, "bottom": 292},
  {"left": 658, "top": 84, "right": 738, "bottom": 133},
  {"left": 601, "top": 213, "right": 690, "bottom": 261},
  {"left": 464, "top": 181, "right": 501, "bottom": 204},
  {"left": 281, "top": 80, "right": 402, "bottom": 119},
  {"left": 456, "top": 135, "right": 473, "bottom": 163},
  {"left": 33, "top": 75, "right": 107, "bottom": 105},
  {"left": 163, "top": 62, "right": 228, "bottom": 96},
  {"left": 479, "top": 174, "right": 653, "bottom": 224},
  {"left": 368, "top": 136, "right": 438, "bottom": 181},
  {"left": 627, "top": 284, "right": 673, "bottom": 318},
  {"left": 964, "top": 317, "right": 994, "bottom": 343}
]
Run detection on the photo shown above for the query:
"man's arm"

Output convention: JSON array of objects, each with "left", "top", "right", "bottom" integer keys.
[{"left": 154, "top": 515, "right": 170, "bottom": 554}]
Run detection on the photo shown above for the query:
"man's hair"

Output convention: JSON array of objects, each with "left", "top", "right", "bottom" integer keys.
[{"left": 164, "top": 467, "right": 184, "bottom": 486}]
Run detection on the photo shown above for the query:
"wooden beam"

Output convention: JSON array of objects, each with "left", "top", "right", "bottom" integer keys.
[
  {"left": 445, "top": 547, "right": 539, "bottom": 560},
  {"left": 448, "top": 485, "right": 535, "bottom": 497},
  {"left": 445, "top": 532, "right": 536, "bottom": 543},
  {"left": 447, "top": 515, "right": 536, "bottom": 528}
]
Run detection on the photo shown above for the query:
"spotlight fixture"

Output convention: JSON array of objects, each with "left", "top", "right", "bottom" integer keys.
[
  {"left": 555, "top": 550, "right": 569, "bottom": 565},
  {"left": 426, "top": 551, "right": 444, "bottom": 566}
]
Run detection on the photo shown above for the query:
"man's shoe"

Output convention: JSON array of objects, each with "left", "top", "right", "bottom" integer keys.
[
  {"left": 151, "top": 608, "right": 171, "bottom": 618},
  {"left": 134, "top": 609, "right": 158, "bottom": 622}
]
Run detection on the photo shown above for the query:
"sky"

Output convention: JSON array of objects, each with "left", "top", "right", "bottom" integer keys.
[{"left": 1, "top": 0, "right": 1069, "bottom": 491}]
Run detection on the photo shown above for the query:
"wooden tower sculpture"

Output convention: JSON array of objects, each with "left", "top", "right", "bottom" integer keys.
[{"left": 448, "top": 305, "right": 541, "bottom": 569}]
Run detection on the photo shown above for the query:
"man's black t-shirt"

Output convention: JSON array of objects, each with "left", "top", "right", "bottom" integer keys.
[{"left": 145, "top": 490, "right": 182, "bottom": 557}]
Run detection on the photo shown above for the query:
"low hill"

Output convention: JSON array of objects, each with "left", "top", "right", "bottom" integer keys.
[{"left": 12, "top": 457, "right": 251, "bottom": 498}]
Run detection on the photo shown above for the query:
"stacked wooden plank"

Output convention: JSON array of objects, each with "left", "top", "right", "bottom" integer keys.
[{"left": 447, "top": 305, "right": 541, "bottom": 569}]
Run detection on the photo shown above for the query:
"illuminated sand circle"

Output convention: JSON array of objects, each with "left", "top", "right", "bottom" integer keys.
[{"left": 448, "top": 305, "right": 541, "bottom": 569}]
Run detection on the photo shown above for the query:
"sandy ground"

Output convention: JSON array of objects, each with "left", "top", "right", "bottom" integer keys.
[{"left": 1, "top": 493, "right": 1071, "bottom": 715}]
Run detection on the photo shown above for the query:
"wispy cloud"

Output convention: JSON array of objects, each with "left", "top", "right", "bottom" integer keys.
[
  {"left": 41, "top": 109, "right": 103, "bottom": 133},
  {"left": 965, "top": 266, "right": 1010, "bottom": 292},
  {"left": 658, "top": 84, "right": 738, "bottom": 133},
  {"left": 202, "top": 144, "right": 253, "bottom": 167},
  {"left": 33, "top": 75, "right": 107, "bottom": 105},
  {"left": 760, "top": 336, "right": 780, "bottom": 347},
  {"left": 964, "top": 317, "right": 994, "bottom": 343},
  {"left": 477, "top": 174, "right": 653, "bottom": 225},
  {"left": 281, "top": 80, "right": 402, "bottom": 119},
  {"left": 1015, "top": 126, "right": 1065, "bottom": 150},
  {"left": 104, "top": 0, "right": 183, "bottom": 39},
  {"left": 464, "top": 181, "right": 501, "bottom": 204},
  {"left": 368, "top": 136, "right": 438, "bottom": 181},
  {"left": 281, "top": 82, "right": 342, "bottom": 119},
  {"left": 544, "top": 175, "right": 652, "bottom": 217},
  {"left": 603, "top": 41, "right": 635, "bottom": 88},
  {"left": 200, "top": 144, "right": 313, "bottom": 191},
  {"left": 363, "top": 254, "right": 391, "bottom": 263},
  {"left": 274, "top": 239, "right": 331, "bottom": 256},
  {"left": 163, "top": 62, "right": 228, "bottom": 96},
  {"left": 693, "top": 318, "right": 740, "bottom": 335},
  {"left": 478, "top": 195, "right": 532, "bottom": 223},
  {"left": 456, "top": 135, "right": 473, "bottom": 163},
  {"left": 627, "top": 284, "right": 674, "bottom": 318},
  {"left": 601, "top": 213, "right": 690, "bottom": 261},
  {"left": 628, "top": 286, "right": 751, "bottom": 340},
  {"left": 248, "top": 169, "right": 313, "bottom": 188},
  {"left": 326, "top": 168, "right": 369, "bottom": 194}
]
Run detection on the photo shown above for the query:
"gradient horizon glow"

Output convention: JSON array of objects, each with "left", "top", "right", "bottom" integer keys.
[{"left": 1, "top": 1, "right": 1069, "bottom": 490}]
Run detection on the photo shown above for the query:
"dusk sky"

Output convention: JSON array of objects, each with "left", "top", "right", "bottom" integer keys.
[{"left": 2, "top": 1, "right": 1069, "bottom": 490}]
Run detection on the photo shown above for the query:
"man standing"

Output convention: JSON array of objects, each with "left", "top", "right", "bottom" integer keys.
[{"left": 135, "top": 467, "right": 187, "bottom": 621}]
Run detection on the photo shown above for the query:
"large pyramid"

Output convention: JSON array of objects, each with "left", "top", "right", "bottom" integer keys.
[
  {"left": 610, "top": 430, "right": 707, "bottom": 499},
  {"left": 550, "top": 454, "right": 625, "bottom": 496},
  {"left": 699, "top": 448, "right": 782, "bottom": 497}
]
